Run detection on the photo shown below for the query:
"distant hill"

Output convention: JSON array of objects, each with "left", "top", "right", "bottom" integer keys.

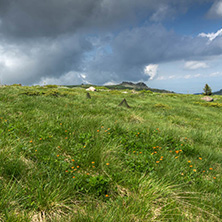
[
  {"left": 105, "top": 81, "right": 174, "bottom": 93},
  {"left": 213, "top": 89, "right": 222, "bottom": 95},
  {"left": 63, "top": 81, "right": 174, "bottom": 93},
  {"left": 119, "top": 81, "right": 149, "bottom": 89}
]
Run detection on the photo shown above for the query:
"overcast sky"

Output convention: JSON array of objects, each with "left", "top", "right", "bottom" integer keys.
[{"left": 0, "top": 0, "right": 222, "bottom": 93}]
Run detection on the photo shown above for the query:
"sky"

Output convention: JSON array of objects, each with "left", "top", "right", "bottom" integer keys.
[{"left": 0, "top": 0, "right": 222, "bottom": 93}]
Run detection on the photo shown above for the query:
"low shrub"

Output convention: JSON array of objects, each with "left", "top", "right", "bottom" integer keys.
[{"left": 45, "top": 85, "right": 58, "bottom": 88}]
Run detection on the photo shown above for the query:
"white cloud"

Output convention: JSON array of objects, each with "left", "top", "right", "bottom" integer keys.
[
  {"left": 36, "top": 71, "right": 87, "bottom": 86},
  {"left": 207, "top": 1, "right": 222, "bottom": 18},
  {"left": 150, "top": 5, "right": 170, "bottom": 22},
  {"left": 155, "top": 73, "right": 205, "bottom": 81},
  {"left": 194, "top": 74, "right": 201, "bottom": 78},
  {"left": 103, "top": 81, "right": 118, "bottom": 85},
  {"left": 169, "top": 75, "right": 177, "bottom": 79},
  {"left": 199, "top": 28, "right": 222, "bottom": 41},
  {"left": 184, "top": 61, "right": 208, "bottom": 70},
  {"left": 156, "top": 76, "right": 166, "bottom": 80},
  {"left": 144, "top": 64, "right": 158, "bottom": 80},
  {"left": 184, "top": 74, "right": 192, "bottom": 79},
  {"left": 209, "top": 71, "right": 222, "bottom": 77}
]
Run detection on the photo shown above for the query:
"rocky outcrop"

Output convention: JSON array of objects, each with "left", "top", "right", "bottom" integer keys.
[
  {"left": 119, "top": 81, "right": 148, "bottom": 89},
  {"left": 86, "top": 86, "right": 96, "bottom": 92},
  {"left": 201, "top": 96, "right": 214, "bottom": 102}
]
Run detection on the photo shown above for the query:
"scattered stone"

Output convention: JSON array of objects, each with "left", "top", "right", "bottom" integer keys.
[
  {"left": 201, "top": 96, "right": 214, "bottom": 102},
  {"left": 86, "top": 92, "right": 91, "bottom": 99},
  {"left": 118, "top": 98, "right": 131, "bottom": 108},
  {"left": 86, "top": 86, "right": 96, "bottom": 92},
  {"left": 122, "top": 91, "right": 128, "bottom": 94},
  {"left": 131, "top": 89, "right": 138, "bottom": 94}
]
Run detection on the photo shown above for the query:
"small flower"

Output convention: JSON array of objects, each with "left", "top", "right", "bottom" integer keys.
[
  {"left": 58, "top": 146, "right": 61, "bottom": 148},
  {"left": 97, "top": 130, "right": 100, "bottom": 132},
  {"left": 153, "top": 147, "right": 156, "bottom": 149},
  {"left": 72, "top": 159, "right": 75, "bottom": 162},
  {"left": 199, "top": 157, "right": 202, "bottom": 160},
  {"left": 193, "top": 169, "right": 196, "bottom": 172},
  {"left": 105, "top": 130, "right": 107, "bottom": 132},
  {"left": 179, "top": 149, "right": 182, "bottom": 152},
  {"left": 101, "top": 126, "right": 104, "bottom": 128},
  {"left": 156, "top": 161, "right": 160, "bottom": 163},
  {"left": 181, "top": 144, "right": 183, "bottom": 146},
  {"left": 57, "top": 155, "right": 59, "bottom": 157},
  {"left": 39, "top": 138, "right": 42, "bottom": 140},
  {"left": 213, "top": 177, "right": 216, "bottom": 179},
  {"left": 209, "top": 168, "right": 213, "bottom": 170},
  {"left": 133, "top": 151, "right": 136, "bottom": 153},
  {"left": 203, "top": 170, "right": 205, "bottom": 173},
  {"left": 77, "top": 166, "right": 80, "bottom": 168},
  {"left": 65, "top": 130, "right": 67, "bottom": 132},
  {"left": 175, "top": 156, "right": 179, "bottom": 159},
  {"left": 169, "top": 150, "right": 172, "bottom": 152},
  {"left": 181, "top": 173, "right": 184, "bottom": 176},
  {"left": 139, "top": 152, "right": 142, "bottom": 154},
  {"left": 29, "top": 140, "right": 32, "bottom": 143},
  {"left": 160, "top": 159, "right": 163, "bottom": 161},
  {"left": 71, "top": 166, "right": 74, "bottom": 169},
  {"left": 83, "top": 146, "right": 86, "bottom": 148},
  {"left": 65, "top": 137, "right": 68, "bottom": 139},
  {"left": 106, "top": 163, "right": 110, "bottom": 165},
  {"left": 65, "top": 170, "right": 68, "bottom": 173},
  {"left": 92, "top": 162, "right": 95, "bottom": 164},
  {"left": 60, "top": 123, "right": 62, "bottom": 125},
  {"left": 35, "top": 149, "right": 37, "bottom": 152},
  {"left": 175, "top": 150, "right": 179, "bottom": 154},
  {"left": 161, "top": 156, "right": 163, "bottom": 158},
  {"left": 73, "top": 176, "right": 75, "bottom": 178},
  {"left": 105, "top": 194, "right": 109, "bottom": 197},
  {"left": 188, "top": 160, "right": 191, "bottom": 163},
  {"left": 154, "top": 151, "right": 157, "bottom": 154},
  {"left": 190, "top": 165, "right": 193, "bottom": 167},
  {"left": 92, "top": 166, "right": 95, "bottom": 168}
]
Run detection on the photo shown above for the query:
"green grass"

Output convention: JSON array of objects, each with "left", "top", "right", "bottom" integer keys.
[{"left": 0, "top": 85, "right": 222, "bottom": 221}]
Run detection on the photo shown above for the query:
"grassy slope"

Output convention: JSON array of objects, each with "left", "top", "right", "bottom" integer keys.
[{"left": 0, "top": 86, "right": 222, "bottom": 221}]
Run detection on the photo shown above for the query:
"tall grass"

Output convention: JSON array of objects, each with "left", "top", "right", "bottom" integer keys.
[{"left": 0, "top": 86, "right": 221, "bottom": 221}]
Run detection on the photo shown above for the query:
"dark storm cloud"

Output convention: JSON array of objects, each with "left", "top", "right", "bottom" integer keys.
[
  {"left": 0, "top": 0, "right": 219, "bottom": 85},
  {"left": 0, "top": 34, "right": 92, "bottom": 84},
  {"left": 0, "top": 0, "right": 103, "bottom": 38},
  {"left": 0, "top": 0, "right": 214, "bottom": 39},
  {"left": 85, "top": 24, "right": 222, "bottom": 84}
]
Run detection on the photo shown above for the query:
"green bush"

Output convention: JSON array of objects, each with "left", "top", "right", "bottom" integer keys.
[
  {"left": 11, "top": 84, "right": 22, "bottom": 86},
  {"left": 193, "top": 102, "right": 222, "bottom": 108},
  {"left": 45, "top": 85, "right": 58, "bottom": 88},
  {"left": 154, "top": 103, "right": 171, "bottom": 109}
]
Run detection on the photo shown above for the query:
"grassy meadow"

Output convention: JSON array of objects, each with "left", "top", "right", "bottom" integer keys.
[{"left": 0, "top": 85, "right": 222, "bottom": 221}]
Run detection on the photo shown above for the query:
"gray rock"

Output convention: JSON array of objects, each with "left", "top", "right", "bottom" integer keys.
[{"left": 201, "top": 96, "right": 214, "bottom": 102}]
